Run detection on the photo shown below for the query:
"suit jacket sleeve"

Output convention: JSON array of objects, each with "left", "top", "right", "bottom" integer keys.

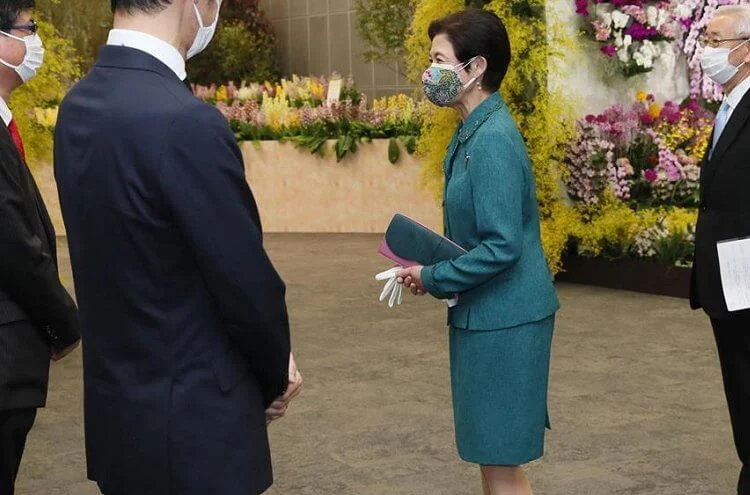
[
  {"left": 421, "top": 129, "right": 524, "bottom": 296},
  {"left": 0, "top": 153, "right": 79, "bottom": 351},
  {"left": 160, "top": 103, "right": 291, "bottom": 404}
]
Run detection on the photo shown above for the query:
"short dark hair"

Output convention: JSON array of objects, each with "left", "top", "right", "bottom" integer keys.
[
  {"left": 111, "top": 0, "right": 172, "bottom": 14},
  {"left": 0, "top": 0, "right": 34, "bottom": 32},
  {"left": 428, "top": 8, "right": 511, "bottom": 92}
]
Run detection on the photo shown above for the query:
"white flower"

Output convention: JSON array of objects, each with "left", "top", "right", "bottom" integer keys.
[
  {"left": 600, "top": 12, "right": 613, "bottom": 27},
  {"left": 640, "top": 40, "right": 657, "bottom": 58},
  {"left": 633, "top": 43, "right": 655, "bottom": 68},
  {"left": 675, "top": 4, "right": 692, "bottom": 19},
  {"left": 623, "top": 34, "right": 633, "bottom": 49},
  {"left": 646, "top": 6, "right": 658, "bottom": 26},
  {"left": 615, "top": 32, "right": 624, "bottom": 47},
  {"left": 237, "top": 87, "right": 255, "bottom": 101},
  {"left": 656, "top": 9, "right": 669, "bottom": 28},
  {"left": 612, "top": 11, "right": 630, "bottom": 30},
  {"left": 618, "top": 47, "right": 631, "bottom": 63}
]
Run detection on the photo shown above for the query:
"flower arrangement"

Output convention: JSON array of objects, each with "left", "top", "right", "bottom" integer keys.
[
  {"left": 195, "top": 76, "right": 423, "bottom": 163},
  {"left": 576, "top": 0, "right": 678, "bottom": 77},
  {"left": 564, "top": 91, "right": 713, "bottom": 209},
  {"left": 561, "top": 92, "right": 712, "bottom": 266},
  {"left": 571, "top": 201, "right": 697, "bottom": 266},
  {"left": 674, "top": 0, "right": 750, "bottom": 103}
]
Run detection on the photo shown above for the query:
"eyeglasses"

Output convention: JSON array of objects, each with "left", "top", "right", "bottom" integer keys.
[
  {"left": 698, "top": 32, "right": 749, "bottom": 48},
  {"left": 9, "top": 19, "right": 37, "bottom": 35}
]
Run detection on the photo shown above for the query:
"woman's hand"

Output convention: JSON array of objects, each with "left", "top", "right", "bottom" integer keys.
[{"left": 397, "top": 266, "right": 426, "bottom": 296}]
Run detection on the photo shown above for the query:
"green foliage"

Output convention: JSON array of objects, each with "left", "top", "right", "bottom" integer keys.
[
  {"left": 36, "top": 0, "right": 110, "bottom": 72},
  {"left": 230, "top": 118, "right": 419, "bottom": 164},
  {"left": 355, "top": 0, "right": 414, "bottom": 70},
  {"left": 188, "top": 0, "right": 279, "bottom": 84},
  {"left": 11, "top": 19, "right": 81, "bottom": 165}
]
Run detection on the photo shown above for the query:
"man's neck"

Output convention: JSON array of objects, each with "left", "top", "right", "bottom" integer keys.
[
  {"left": 113, "top": 12, "right": 186, "bottom": 58},
  {"left": 0, "top": 86, "right": 12, "bottom": 103},
  {"left": 724, "top": 71, "right": 750, "bottom": 97}
]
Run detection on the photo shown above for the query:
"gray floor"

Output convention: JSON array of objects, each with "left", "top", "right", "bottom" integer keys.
[{"left": 16, "top": 234, "right": 740, "bottom": 494}]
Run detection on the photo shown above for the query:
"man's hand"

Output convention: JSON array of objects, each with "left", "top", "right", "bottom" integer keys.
[
  {"left": 52, "top": 339, "right": 80, "bottom": 362},
  {"left": 266, "top": 352, "right": 303, "bottom": 425}
]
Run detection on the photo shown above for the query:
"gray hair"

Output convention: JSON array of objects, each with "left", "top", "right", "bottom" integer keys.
[{"left": 715, "top": 5, "right": 750, "bottom": 38}]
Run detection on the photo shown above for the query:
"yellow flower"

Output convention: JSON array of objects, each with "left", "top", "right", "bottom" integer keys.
[
  {"left": 312, "top": 82, "right": 326, "bottom": 100},
  {"left": 215, "top": 85, "right": 228, "bottom": 103},
  {"left": 636, "top": 90, "right": 648, "bottom": 102},
  {"left": 648, "top": 103, "right": 661, "bottom": 119},
  {"left": 261, "top": 92, "right": 293, "bottom": 132},
  {"left": 34, "top": 107, "right": 58, "bottom": 128}
]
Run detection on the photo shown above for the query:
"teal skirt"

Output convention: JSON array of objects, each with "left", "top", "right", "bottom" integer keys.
[{"left": 449, "top": 315, "right": 555, "bottom": 466}]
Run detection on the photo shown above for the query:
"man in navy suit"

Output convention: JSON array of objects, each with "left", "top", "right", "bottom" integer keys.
[
  {"left": 0, "top": 2, "right": 80, "bottom": 493},
  {"left": 54, "top": 1, "right": 302, "bottom": 493}
]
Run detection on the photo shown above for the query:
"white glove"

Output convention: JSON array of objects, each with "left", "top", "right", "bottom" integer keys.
[{"left": 375, "top": 267, "right": 403, "bottom": 308}]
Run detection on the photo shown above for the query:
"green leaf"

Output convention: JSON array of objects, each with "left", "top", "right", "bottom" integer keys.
[
  {"left": 388, "top": 138, "right": 401, "bottom": 164},
  {"left": 399, "top": 135, "right": 417, "bottom": 154},
  {"left": 251, "top": 139, "right": 261, "bottom": 150},
  {"left": 335, "top": 138, "right": 346, "bottom": 162},
  {"left": 311, "top": 137, "right": 328, "bottom": 156}
]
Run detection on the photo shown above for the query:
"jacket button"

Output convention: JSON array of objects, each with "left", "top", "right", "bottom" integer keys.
[{"left": 700, "top": 206, "right": 707, "bottom": 212}]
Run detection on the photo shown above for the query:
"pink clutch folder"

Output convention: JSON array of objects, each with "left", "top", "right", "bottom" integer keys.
[{"left": 378, "top": 214, "right": 467, "bottom": 267}]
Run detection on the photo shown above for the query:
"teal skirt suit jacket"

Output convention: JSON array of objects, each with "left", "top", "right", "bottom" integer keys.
[{"left": 420, "top": 93, "right": 559, "bottom": 465}]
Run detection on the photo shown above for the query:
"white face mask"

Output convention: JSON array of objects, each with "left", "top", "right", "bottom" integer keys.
[
  {"left": 186, "top": 0, "right": 221, "bottom": 60},
  {"left": 701, "top": 39, "right": 749, "bottom": 85},
  {"left": 0, "top": 31, "right": 44, "bottom": 82}
]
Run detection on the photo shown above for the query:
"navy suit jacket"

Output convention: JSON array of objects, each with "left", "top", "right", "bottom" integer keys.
[{"left": 54, "top": 46, "right": 291, "bottom": 495}]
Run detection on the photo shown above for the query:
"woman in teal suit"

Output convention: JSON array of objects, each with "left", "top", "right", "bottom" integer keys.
[{"left": 397, "top": 9, "right": 559, "bottom": 495}]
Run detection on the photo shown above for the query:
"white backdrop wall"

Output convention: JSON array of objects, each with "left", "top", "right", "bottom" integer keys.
[{"left": 548, "top": 0, "right": 690, "bottom": 116}]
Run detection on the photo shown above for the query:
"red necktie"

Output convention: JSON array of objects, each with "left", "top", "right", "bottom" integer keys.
[{"left": 8, "top": 119, "right": 26, "bottom": 163}]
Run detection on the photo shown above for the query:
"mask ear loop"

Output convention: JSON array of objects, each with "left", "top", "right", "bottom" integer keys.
[
  {"left": 459, "top": 56, "right": 485, "bottom": 90},
  {"left": 730, "top": 39, "right": 750, "bottom": 72}
]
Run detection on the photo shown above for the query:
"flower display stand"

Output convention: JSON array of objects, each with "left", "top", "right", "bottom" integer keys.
[
  {"left": 242, "top": 140, "right": 441, "bottom": 233},
  {"left": 557, "top": 255, "right": 691, "bottom": 299},
  {"left": 35, "top": 140, "right": 442, "bottom": 236}
]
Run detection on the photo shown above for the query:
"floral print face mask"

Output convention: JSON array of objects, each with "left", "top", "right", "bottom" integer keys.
[{"left": 422, "top": 56, "right": 479, "bottom": 107}]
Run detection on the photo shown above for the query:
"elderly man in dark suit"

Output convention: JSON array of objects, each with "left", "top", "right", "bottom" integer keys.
[
  {"left": 54, "top": 1, "right": 301, "bottom": 494},
  {"left": 692, "top": 5, "right": 750, "bottom": 494},
  {"left": 0, "top": 1, "right": 80, "bottom": 494}
]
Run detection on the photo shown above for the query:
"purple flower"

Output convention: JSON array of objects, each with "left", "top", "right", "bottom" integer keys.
[
  {"left": 625, "top": 22, "right": 660, "bottom": 42},
  {"left": 684, "top": 98, "right": 701, "bottom": 114},
  {"left": 660, "top": 101, "right": 682, "bottom": 124},
  {"left": 600, "top": 44, "right": 617, "bottom": 57},
  {"left": 644, "top": 169, "right": 658, "bottom": 182},
  {"left": 576, "top": 0, "right": 590, "bottom": 16}
]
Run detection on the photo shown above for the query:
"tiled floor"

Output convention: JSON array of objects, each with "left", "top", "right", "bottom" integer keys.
[{"left": 16, "top": 235, "right": 740, "bottom": 494}]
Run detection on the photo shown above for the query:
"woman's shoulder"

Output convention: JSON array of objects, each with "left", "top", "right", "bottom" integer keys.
[{"left": 472, "top": 113, "right": 525, "bottom": 153}]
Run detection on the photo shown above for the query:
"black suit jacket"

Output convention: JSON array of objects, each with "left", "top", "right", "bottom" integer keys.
[
  {"left": 691, "top": 89, "right": 750, "bottom": 319},
  {"left": 0, "top": 118, "right": 79, "bottom": 411},
  {"left": 54, "top": 46, "right": 291, "bottom": 495}
]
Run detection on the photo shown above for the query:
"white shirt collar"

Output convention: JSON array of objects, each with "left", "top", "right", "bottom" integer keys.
[
  {"left": 0, "top": 97, "right": 12, "bottom": 127},
  {"left": 106, "top": 29, "right": 187, "bottom": 81},
  {"left": 725, "top": 76, "right": 750, "bottom": 110}
]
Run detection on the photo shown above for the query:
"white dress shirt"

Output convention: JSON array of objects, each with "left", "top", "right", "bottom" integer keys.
[
  {"left": 0, "top": 97, "right": 13, "bottom": 127},
  {"left": 106, "top": 29, "right": 187, "bottom": 81},
  {"left": 723, "top": 75, "right": 750, "bottom": 124}
]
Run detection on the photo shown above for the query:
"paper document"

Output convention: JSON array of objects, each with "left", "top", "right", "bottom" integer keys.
[{"left": 717, "top": 237, "right": 750, "bottom": 311}]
